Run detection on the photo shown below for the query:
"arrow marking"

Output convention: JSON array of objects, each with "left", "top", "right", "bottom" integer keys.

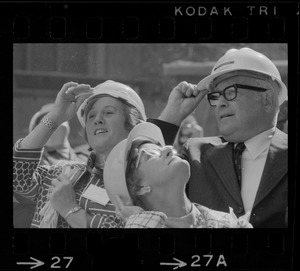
[
  {"left": 17, "top": 257, "right": 44, "bottom": 269},
  {"left": 160, "top": 257, "right": 187, "bottom": 270}
]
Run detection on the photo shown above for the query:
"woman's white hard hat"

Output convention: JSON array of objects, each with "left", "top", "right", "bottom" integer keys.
[{"left": 77, "top": 80, "right": 147, "bottom": 127}]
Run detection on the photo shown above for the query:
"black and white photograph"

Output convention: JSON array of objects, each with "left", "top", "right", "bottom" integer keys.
[
  {"left": 5, "top": 1, "right": 297, "bottom": 270},
  {"left": 13, "top": 43, "right": 288, "bottom": 229}
]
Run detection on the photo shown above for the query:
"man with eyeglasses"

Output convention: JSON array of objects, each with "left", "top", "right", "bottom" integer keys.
[
  {"left": 181, "top": 48, "right": 288, "bottom": 228},
  {"left": 150, "top": 48, "right": 287, "bottom": 228}
]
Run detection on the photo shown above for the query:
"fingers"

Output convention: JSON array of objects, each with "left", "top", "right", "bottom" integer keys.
[
  {"left": 58, "top": 82, "right": 93, "bottom": 103},
  {"left": 58, "top": 173, "right": 69, "bottom": 182},
  {"left": 66, "top": 83, "right": 93, "bottom": 97},
  {"left": 187, "top": 83, "right": 208, "bottom": 99},
  {"left": 184, "top": 81, "right": 209, "bottom": 106},
  {"left": 62, "top": 165, "right": 73, "bottom": 176},
  {"left": 58, "top": 82, "right": 79, "bottom": 97},
  {"left": 193, "top": 88, "right": 209, "bottom": 106},
  {"left": 51, "top": 175, "right": 70, "bottom": 187},
  {"left": 177, "top": 81, "right": 208, "bottom": 99},
  {"left": 58, "top": 173, "right": 77, "bottom": 186},
  {"left": 175, "top": 81, "right": 192, "bottom": 96},
  {"left": 192, "top": 85, "right": 201, "bottom": 97},
  {"left": 184, "top": 82, "right": 197, "bottom": 97},
  {"left": 61, "top": 165, "right": 82, "bottom": 183}
]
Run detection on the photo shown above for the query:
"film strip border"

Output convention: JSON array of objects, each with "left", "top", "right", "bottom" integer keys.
[
  {"left": 1, "top": 229, "right": 293, "bottom": 270},
  {"left": 11, "top": 15, "right": 286, "bottom": 41},
  {"left": 2, "top": 1, "right": 298, "bottom": 270},
  {"left": 0, "top": 2, "right": 297, "bottom": 41}
]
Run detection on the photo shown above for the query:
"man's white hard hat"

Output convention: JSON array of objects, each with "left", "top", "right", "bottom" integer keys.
[{"left": 197, "top": 48, "right": 287, "bottom": 105}]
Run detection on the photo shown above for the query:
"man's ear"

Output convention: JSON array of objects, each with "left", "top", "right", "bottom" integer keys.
[
  {"left": 262, "top": 89, "right": 274, "bottom": 112},
  {"left": 136, "top": 186, "right": 151, "bottom": 195}
]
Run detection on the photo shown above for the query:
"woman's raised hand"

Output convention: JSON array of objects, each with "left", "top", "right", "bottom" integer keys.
[{"left": 50, "top": 82, "right": 93, "bottom": 125}]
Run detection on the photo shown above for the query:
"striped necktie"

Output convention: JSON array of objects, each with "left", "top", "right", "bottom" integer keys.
[{"left": 233, "top": 142, "right": 246, "bottom": 188}]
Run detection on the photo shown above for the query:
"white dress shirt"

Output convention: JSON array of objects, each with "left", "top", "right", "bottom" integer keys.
[{"left": 240, "top": 127, "right": 275, "bottom": 213}]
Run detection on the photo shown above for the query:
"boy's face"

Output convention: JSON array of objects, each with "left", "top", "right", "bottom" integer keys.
[{"left": 135, "top": 143, "right": 190, "bottom": 189}]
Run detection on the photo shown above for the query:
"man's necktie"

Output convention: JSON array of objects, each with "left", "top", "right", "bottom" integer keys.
[{"left": 233, "top": 142, "right": 246, "bottom": 188}]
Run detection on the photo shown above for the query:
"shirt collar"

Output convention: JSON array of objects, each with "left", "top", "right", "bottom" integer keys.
[
  {"left": 244, "top": 127, "right": 275, "bottom": 159},
  {"left": 165, "top": 203, "right": 204, "bottom": 228}
]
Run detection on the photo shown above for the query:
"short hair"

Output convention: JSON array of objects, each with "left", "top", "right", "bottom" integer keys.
[
  {"left": 125, "top": 139, "right": 152, "bottom": 210},
  {"left": 80, "top": 94, "right": 144, "bottom": 143}
]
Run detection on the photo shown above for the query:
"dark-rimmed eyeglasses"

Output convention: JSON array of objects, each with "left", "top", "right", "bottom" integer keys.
[{"left": 207, "top": 84, "right": 268, "bottom": 107}]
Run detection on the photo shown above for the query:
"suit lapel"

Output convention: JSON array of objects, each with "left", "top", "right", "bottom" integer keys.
[
  {"left": 207, "top": 143, "right": 244, "bottom": 207},
  {"left": 253, "top": 129, "right": 288, "bottom": 207}
]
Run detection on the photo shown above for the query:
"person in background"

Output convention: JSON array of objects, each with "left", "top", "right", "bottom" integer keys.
[
  {"left": 103, "top": 122, "right": 252, "bottom": 228},
  {"left": 173, "top": 114, "right": 203, "bottom": 154},
  {"left": 28, "top": 103, "right": 89, "bottom": 164}
]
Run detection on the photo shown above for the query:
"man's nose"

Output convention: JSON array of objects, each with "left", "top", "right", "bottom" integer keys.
[{"left": 215, "top": 94, "right": 229, "bottom": 108}]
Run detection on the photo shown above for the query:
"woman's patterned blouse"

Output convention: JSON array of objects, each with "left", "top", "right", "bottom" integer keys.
[{"left": 13, "top": 139, "right": 124, "bottom": 228}]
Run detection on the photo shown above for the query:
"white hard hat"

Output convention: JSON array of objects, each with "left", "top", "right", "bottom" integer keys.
[
  {"left": 77, "top": 80, "right": 147, "bottom": 127},
  {"left": 197, "top": 48, "right": 287, "bottom": 105},
  {"left": 103, "top": 122, "right": 165, "bottom": 205}
]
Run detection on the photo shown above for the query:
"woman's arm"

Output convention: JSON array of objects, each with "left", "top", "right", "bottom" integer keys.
[
  {"left": 19, "top": 82, "right": 92, "bottom": 150},
  {"left": 13, "top": 139, "right": 47, "bottom": 200}
]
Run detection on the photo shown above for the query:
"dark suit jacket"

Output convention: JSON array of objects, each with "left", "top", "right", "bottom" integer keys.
[{"left": 186, "top": 128, "right": 288, "bottom": 228}]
